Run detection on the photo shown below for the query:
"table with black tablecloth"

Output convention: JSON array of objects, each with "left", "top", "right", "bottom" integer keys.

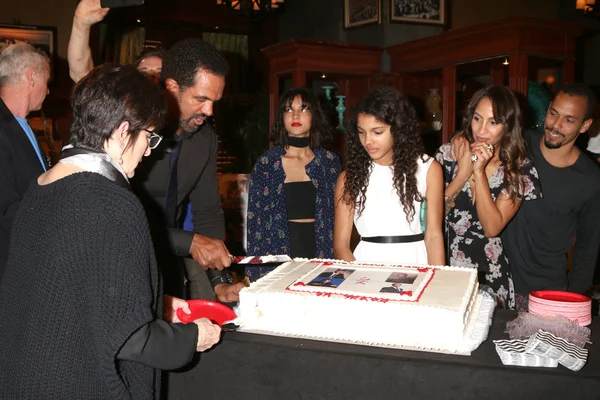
[{"left": 166, "top": 311, "right": 600, "bottom": 400}]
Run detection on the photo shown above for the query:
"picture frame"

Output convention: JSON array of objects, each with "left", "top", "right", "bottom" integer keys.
[
  {"left": 389, "top": 0, "right": 446, "bottom": 26},
  {"left": 344, "top": 0, "right": 381, "bottom": 29},
  {"left": 0, "top": 25, "right": 58, "bottom": 82}
]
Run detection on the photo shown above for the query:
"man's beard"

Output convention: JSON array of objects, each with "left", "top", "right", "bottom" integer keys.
[
  {"left": 179, "top": 113, "right": 208, "bottom": 134},
  {"left": 543, "top": 126, "right": 565, "bottom": 149}
]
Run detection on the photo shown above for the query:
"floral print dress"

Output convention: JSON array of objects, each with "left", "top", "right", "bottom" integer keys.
[{"left": 435, "top": 144, "right": 542, "bottom": 309}]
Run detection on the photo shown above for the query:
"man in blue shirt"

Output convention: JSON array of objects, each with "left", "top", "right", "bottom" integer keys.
[{"left": 0, "top": 43, "right": 50, "bottom": 281}]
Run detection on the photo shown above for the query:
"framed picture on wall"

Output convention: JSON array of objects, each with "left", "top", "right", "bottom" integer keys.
[
  {"left": 0, "top": 25, "right": 58, "bottom": 82},
  {"left": 344, "top": 0, "right": 381, "bottom": 29},
  {"left": 389, "top": 0, "right": 446, "bottom": 25}
]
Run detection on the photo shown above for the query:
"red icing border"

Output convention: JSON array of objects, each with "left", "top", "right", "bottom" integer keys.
[{"left": 285, "top": 262, "right": 438, "bottom": 303}]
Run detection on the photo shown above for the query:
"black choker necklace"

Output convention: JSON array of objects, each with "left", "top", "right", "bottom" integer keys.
[{"left": 288, "top": 136, "right": 310, "bottom": 148}]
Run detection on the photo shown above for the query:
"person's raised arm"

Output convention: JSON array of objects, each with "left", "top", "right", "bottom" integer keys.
[
  {"left": 333, "top": 172, "right": 356, "bottom": 261},
  {"left": 68, "top": 0, "right": 109, "bottom": 83},
  {"left": 471, "top": 143, "right": 522, "bottom": 237}
]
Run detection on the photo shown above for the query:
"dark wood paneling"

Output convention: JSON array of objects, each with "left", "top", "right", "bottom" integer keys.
[
  {"left": 387, "top": 16, "right": 585, "bottom": 143},
  {"left": 262, "top": 39, "right": 383, "bottom": 132}
]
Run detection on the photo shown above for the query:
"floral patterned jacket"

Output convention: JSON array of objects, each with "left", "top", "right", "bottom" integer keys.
[{"left": 247, "top": 146, "right": 341, "bottom": 259}]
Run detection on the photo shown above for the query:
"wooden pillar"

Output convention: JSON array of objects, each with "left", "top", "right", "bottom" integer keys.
[
  {"left": 268, "top": 73, "right": 279, "bottom": 134},
  {"left": 396, "top": 74, "right": 405, "bottom": 92},
  {"left": 442, "top": 65, "right": 456, "bottom": 144},
  {"left": 292, "top": 69, "right": 306, "bottom": 88},
  {"left": 490, "top": 60, "right": 506, "bottom": 86},
  {"left": 563, "top": 58, "right": 575, "bottom": 85},
  {"left": 508, "top": 52, "right": 528, "bottom": 97}
]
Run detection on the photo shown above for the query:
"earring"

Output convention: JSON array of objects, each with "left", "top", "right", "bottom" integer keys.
[{"left": 119, "top": 149, "right": 124, "bottom": 165}]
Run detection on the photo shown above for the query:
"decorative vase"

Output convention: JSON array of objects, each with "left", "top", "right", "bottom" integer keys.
[
  {"left": 335, "top": 95, "right": 346, "bottom": 131},
  {"left": 322, "top": 86, "right": 335, "bottom": 101},
  {"left": 425, "top": 88, "right": 442, "bottom": 131}
]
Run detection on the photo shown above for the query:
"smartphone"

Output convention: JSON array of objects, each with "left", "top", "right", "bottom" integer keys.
[{"left": 101, "top": 0, "right": 145, "bottom": 8}]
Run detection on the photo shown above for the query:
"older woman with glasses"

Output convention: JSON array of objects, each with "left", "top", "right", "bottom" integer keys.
[{"left": 0, "top": 64, "right": 220, "bottom": 400}]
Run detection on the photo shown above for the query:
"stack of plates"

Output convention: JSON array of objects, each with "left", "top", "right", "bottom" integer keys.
[{"left": 529, "top": 291, "right": 592, "bottom": 326}]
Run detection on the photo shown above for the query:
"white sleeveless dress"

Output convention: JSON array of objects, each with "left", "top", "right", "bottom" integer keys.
[{"left": 353, "top": 156, "right": 433, "bottom": 264}]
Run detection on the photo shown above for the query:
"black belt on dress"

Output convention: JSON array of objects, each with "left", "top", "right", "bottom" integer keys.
[{"left": 360, "top": 233, "right": 424, "bottom": 244}]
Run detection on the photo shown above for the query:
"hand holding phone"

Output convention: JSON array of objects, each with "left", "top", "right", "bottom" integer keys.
[
  {"left": 100, "top": 0, "right": 145, "bottom": 9},
  {"left": 75, "top": 0, "right": 110, "bottom": 27}
]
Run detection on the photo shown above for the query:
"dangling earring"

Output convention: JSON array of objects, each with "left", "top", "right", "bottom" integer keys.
[{"left": 119, "top": 148, "right": 124, "bottom": 165}]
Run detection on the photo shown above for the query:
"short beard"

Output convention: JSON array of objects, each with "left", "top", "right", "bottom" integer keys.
[
  {"left": 544, "top": 127, "right": 565, "bottom": 150},
  {"left": 179, "top": 114, "right": 208, "bottom": 134},
  {"left": 543, "top": 138, "right": 562, "bottom": 149}
]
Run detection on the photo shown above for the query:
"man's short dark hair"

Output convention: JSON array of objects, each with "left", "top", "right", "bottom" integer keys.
[
  {"left": 161, "top": 39, "right": 229, "bottom": 89},
  {"left": 70, "top": 64, "right": 166, "bottom": 151},
  {"left": 558, "top": 83, "right": 598, "bottom": 121}
]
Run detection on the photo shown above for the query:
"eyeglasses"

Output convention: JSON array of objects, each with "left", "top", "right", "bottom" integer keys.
[{"left": 144, "top": 129, "right": 163, "bottom": 149}]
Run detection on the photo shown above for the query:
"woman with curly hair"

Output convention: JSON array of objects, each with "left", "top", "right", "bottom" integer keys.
[
  {"left": 246, "top": 88, "right": 341, "bottom": 281},
  {"left": 334, "top": 86, "right": 445, "bottom": 265},
  {"left": 435, "top": 85, "right": 541, "bottom": 309}
]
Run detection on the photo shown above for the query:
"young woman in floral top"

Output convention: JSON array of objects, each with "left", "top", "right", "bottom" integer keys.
[
  {"left": 435, "top": 85, "right": 542, "bottom": 309},
  {"left": 246, "top": 88, "right": 341, "bottom": 282}
]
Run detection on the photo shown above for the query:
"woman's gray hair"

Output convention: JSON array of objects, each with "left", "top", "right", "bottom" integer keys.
[{"left": 0, "top": 43, "right": 50, "bottom": 89}]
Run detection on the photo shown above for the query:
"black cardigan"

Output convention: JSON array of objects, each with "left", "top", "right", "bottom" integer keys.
[{"left": 0, "top": 172, "right": 196, "bottom": 399}]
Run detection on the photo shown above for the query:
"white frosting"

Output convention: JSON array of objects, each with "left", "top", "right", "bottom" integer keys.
[{"left": 237, "top": 258, "right": 487, "bottom": 354}]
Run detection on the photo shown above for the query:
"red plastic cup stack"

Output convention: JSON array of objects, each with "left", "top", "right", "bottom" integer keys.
[{"left": 528, "top": 290, "right": 592, "bottom": 326}]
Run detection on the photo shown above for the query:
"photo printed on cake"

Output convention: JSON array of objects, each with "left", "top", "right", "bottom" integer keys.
[
  {"left": 307, "top": 268, "right": 355, "bottom": 288},
  {"left": 385, "top": 271, "right": 417, "bottom": 285},
  {"left": 379, "top": 283, "right": 404, "bottom": 294}
]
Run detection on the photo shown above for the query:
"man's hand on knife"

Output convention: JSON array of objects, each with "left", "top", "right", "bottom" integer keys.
[{"left": 189, "top": 234, "right": 232, "bottom": 270}]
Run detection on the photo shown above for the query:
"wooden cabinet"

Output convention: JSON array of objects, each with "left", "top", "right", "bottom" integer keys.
[
  {"left": 261, "top": 39, "right": 384, "bottom": 131},
  {"left": 387, "top": 16, "right": 585, "bottom": 144}
]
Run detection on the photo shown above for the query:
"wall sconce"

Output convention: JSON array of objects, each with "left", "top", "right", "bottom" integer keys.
[{"left": 502, "top": 58, "right": 509, "bottom": 66}]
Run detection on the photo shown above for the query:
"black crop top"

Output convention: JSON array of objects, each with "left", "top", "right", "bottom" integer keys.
[{"left": 284, "top": 181, "right": 316, "bottom": 220}]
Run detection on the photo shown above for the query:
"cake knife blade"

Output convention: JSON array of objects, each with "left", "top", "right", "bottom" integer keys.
[{"left": 230, "top": 255, "right": 291, "bottom": 266}]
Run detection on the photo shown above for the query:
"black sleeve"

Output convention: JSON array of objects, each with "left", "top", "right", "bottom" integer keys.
[
  {"left": 168, "top": 227, "right": 195, "bottom": 257},
  {"left": 117, "top": 319, "right": 198, "bottom": 370},
  {"left": 0, "top": 140, "right": 22, "bottom": 241},
  {"left": 569, "top": 188, "right": 600, "bottom": 293},
  {"left": 189, "top": 127, "right": 226, "bottom": 240}
]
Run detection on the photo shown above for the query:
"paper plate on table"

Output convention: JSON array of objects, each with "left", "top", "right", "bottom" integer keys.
[
  {"left": 529, "top": 291, "right": 592, "bottom": 326},
  {"left": 176, "top": 299, "right": 237, "bottom": 326},
  {"left": 530, "top": 291, "right": 590, "bottom": 303}
]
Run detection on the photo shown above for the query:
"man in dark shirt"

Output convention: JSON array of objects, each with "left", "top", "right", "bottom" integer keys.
[
  {"left": 502, "top": 83, "right": 600, "bottom": 307},
  {"left": 67, "top": 1, "right": 242, "bottom": 300},
  {"left": 131, "top": 39, "right": 243, "bottom": 300}
]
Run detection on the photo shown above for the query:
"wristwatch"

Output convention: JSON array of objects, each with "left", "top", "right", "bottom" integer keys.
[
  {"left": 444, "top": 195, "right": 455, "bottom": 215},
  {"left": 208, "top": 269, "right": 234, "bottom": 287},
  {"left": 444, "top": 195, "right": 455, "bottom": 208}
]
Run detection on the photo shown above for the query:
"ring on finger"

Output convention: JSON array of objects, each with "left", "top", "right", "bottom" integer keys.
[{"left": 471, "top": 153, "right": 478, "bottom": 163}]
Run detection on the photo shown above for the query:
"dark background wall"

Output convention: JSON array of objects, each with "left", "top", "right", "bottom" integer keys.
[{"left": 2, "top": 0, "right": 598, "bottom": 145}]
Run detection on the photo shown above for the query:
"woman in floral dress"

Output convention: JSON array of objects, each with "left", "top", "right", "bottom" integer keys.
[{"left": 435, "top": 85, "right": 541, "bottom": 309}]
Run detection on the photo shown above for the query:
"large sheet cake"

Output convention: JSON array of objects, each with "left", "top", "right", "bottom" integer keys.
[{"left": 236, "top": 259, "right": 495, "bottom": 355}]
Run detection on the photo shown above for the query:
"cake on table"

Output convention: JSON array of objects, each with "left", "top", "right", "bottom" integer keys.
[{"left": 236, "top": 258, "right": 495, "bottom": 355}]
